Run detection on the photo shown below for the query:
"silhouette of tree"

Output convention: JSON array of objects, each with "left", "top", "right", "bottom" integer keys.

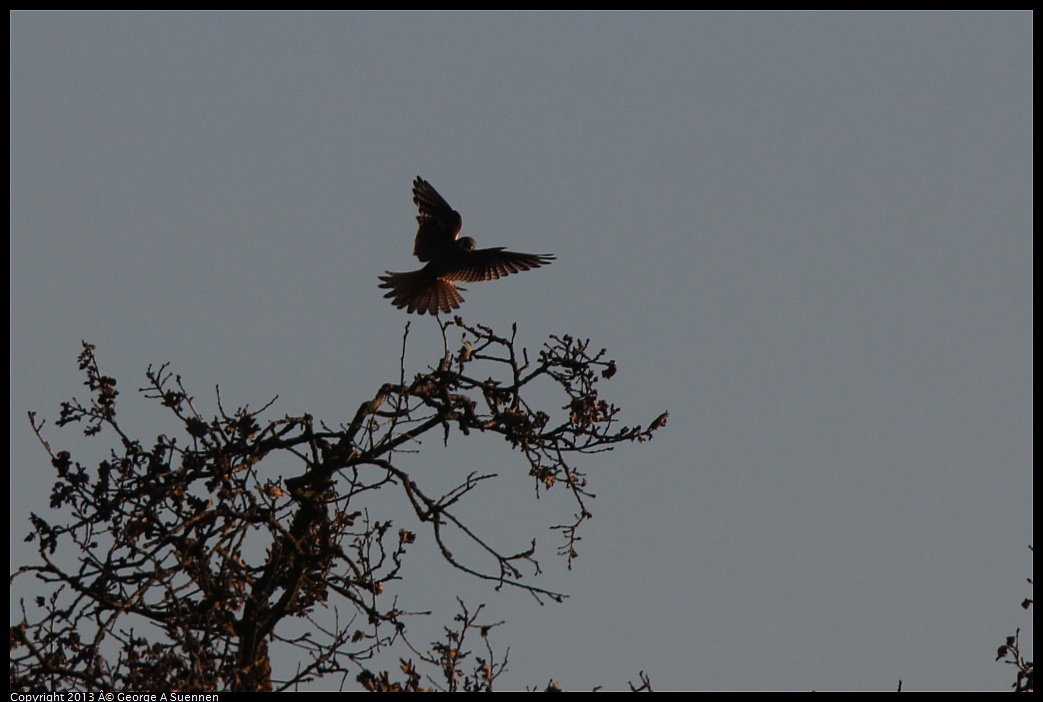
[
  {"left": 11, "top": 319, "right": 667, "bottom": 692},
  {"left": 995, "top": 546, "right": 1033, "bottom": 692}
]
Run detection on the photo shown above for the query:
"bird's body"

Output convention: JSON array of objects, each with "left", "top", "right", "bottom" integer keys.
[{"left": 379, "top": 177, "right": 554, "bottom": 315}]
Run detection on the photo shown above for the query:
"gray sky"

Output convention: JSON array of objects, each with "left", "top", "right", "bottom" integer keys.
[{"left": 10, "top": 12, "right": 1032, "bottom": 691}]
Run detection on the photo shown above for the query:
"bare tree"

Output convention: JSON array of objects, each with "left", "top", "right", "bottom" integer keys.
[{"left": 11, "top": 319, "right": 667, "bottom": 692}]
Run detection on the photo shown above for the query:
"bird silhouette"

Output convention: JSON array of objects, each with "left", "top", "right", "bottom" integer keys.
[{"left": 378, "top": 177, "right": 554, "bottom": 315}]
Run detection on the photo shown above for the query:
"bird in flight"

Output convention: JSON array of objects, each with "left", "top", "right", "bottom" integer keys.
[{"left": 378, "top": 177, "right": 554, "bottom": 315}]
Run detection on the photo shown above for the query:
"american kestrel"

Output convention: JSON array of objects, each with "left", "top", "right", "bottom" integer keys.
[{"left": 378, "top": 177, "right": 554, "bottom": 315}]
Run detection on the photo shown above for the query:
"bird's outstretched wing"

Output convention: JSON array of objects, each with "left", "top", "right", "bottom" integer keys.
[
  {"left": 440, "top": 248, "right": 555, "bottom": 283},
  {"left": 378, "top": 249, "right": 554, "bottom": 315},
  {"left": 412, "top": 177, "right": 462, "bottom": 262}
]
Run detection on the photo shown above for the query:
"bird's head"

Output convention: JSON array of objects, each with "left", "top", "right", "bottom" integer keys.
[{"left": 457, "top": 236, "right": 477, "bottom": 252}]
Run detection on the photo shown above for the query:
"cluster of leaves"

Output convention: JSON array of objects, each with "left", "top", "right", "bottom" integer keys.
[
  {"left": 995, "top": 546, "right": 1033, "bottom": 692},
  {"left": 11, "top": 319, "right": 666, "bottom": 692}
]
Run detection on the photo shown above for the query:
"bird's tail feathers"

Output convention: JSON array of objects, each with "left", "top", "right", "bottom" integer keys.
[{"left": 378, "top": 270, "right": 467, "bottom": 316}]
